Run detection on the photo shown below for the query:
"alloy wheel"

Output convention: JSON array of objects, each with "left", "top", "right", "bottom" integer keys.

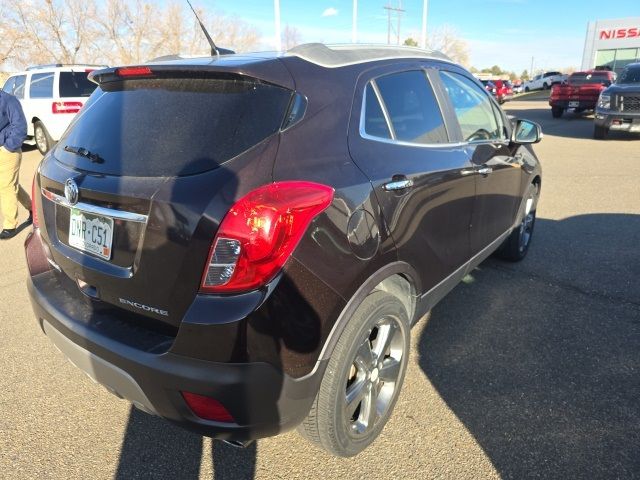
[{"left": 344, "top": 315, "right": 404, "bottom": 436}]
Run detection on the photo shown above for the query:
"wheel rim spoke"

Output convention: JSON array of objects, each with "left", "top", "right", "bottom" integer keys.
[
  {"left": 362, "top": 385, "right": 377, "bottom": 428},
  {"left": 379, "top": 357, "right": 401, "bottom": 382},
  {"left": 345, "top": 378, "right": 367, "bottom": 417},
  {"left": 355, "top": 339, "right": 374, "bottom": 368},
  {"left": 373, "top": 322, "right": 396, "bottom": 360}
]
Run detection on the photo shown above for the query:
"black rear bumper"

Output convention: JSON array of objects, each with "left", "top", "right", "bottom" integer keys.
[{"left": 26, "top": 240, "right": 325, "bottom": 441}]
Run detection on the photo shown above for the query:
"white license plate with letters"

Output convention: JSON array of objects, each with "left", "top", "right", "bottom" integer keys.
[
  {"left": 568, "top": 101, "right": 579, "bottom": 108},
  {"left": 68, "top": 208, "right": 114, "bottom": 260}
]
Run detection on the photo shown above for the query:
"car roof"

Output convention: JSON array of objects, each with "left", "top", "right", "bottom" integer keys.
[
  {"left": 10, "top": 64, "right": 108, "bottom": 75},
  {"left": 146, "top": 43, "right": 453, "bottom": 70}
]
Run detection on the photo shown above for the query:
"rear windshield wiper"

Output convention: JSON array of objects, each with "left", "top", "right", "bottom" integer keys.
[{"left": 64, "top": 145, "right": 104, "bottom": 164}]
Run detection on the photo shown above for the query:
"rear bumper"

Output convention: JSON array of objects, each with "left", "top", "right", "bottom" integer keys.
[
  {"left": 26, "top": 236, "right": 325, "bottom": 441},
  {"left": 549, "top": 99, "right": 597, "bottom": 110},
  {"left": 594, "top": 110, "right": 640, "bottom": 131}
]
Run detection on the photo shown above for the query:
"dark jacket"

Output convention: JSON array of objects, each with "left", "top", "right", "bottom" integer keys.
[{"left": 0, "top": 91, "right": 27, "bottom": 152}]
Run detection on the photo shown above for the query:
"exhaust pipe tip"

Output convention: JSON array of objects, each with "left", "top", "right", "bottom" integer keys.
[{"left": 220, "top": 439, "right": 254, "bottom": 449}]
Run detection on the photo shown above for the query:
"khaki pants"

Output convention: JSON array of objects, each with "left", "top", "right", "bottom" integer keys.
[{"left": 0, "top": 146, "right": 31, "bottom": 229}]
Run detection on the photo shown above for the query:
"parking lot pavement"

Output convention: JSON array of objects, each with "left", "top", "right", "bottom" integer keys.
[{"left": 1, "top": 100, "right": 639, "bottom": 479}]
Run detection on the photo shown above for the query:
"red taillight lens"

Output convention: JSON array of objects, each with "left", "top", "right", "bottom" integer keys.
[
  {"left": 31, "top": 174, "right": 38, "bottom": 228},
  {"left": 200, "top": 181, "right": 334, "bottom": 294},
  {"left": 52, "top": 101, "right": 82, "bottom": 114},
  {"left": 116, "top": 66, "right": 153, "bottom": 77},
  {"left": 181, "top": 392, "right": 235, "bottom": 423}
]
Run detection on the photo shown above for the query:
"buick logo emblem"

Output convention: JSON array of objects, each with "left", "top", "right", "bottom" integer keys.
[{"left": 64, "top": 179, "right": 79, "bottom": 206}]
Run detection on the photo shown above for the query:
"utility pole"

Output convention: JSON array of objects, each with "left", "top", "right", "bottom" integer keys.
[
  {"left": 530, "top": 56, "right": 534, "bottom": 76},
  {"left": 352, "top": 0, "right": 358, "bottom": 43},
  {"left": 274, "top": 0, "right": 281, "bottom": 51},
  {"left": 420, "top": 0, "right": 428, "bottom": 49},
  {"left": 383, "top": 1, "right": 405, "bottom": 45}
]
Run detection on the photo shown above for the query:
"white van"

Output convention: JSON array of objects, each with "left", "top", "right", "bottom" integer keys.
[{"left": 2, "top": 64, "right": 106, "bottom": 154}]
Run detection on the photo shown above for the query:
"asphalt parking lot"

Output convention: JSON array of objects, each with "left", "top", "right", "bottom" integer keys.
[{"left": 1, "top": 98, "right": 639, "bottom": 479}]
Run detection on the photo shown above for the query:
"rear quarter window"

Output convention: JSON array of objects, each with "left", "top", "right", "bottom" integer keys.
[
  {"left": 55, "top": 76, "right": 292, "bottom": 176},
  {"left": 59, "top": 71, "right": 98, "bottom": 97}
]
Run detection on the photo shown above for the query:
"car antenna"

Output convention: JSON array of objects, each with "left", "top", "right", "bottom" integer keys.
[{"left": 186, "top": 0, "right": 219, "bottom": 57}]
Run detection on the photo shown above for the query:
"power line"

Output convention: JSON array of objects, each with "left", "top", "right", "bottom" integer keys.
[{"left": 383, "top": 1, "right": 405, "bottom": 45}]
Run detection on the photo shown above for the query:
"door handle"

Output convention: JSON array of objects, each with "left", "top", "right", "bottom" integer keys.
[
  {"left": 461, "top": 166, "right": 493, "bottom": 176},
  {"left": 383, "top": 177, "right": 413, "bottom": 191}
]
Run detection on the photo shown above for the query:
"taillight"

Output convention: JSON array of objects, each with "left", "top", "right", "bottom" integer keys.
[
  {"left": 200, "top": 181, "right": 334, "bottom": 294},
  {"left": 181, "top": 392, "right": 234, "bottom": 423},
  {"left": 31, "top": 174, "right": 38, "bottom": 228},
  {"left": 52, "top": 101, "right": 82, "bottom": 114},
  {"left": 116, "top": 66, "right": 153, "bottom": 77}
]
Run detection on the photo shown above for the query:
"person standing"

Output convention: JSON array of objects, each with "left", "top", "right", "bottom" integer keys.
[{"left": 0, "top": 89, "right": 30, "bottom": 240}]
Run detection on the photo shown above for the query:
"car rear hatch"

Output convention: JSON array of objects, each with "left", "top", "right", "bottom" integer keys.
[{"left": 35, "top": 61, "right": 295, "bottom": 329}]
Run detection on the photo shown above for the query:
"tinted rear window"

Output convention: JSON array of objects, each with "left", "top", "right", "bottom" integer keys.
[
  {"left": 55, "top": 76, "right": 292, "bottom": 176},
  {"left": 619, "top": 66, "right": 640, "bottom": 84},
  {"left": 59, "top": 71, "right": 97, "bottom": 97},
  {"left": 569, "top": 73, "right": 611, "bottom": 85}
]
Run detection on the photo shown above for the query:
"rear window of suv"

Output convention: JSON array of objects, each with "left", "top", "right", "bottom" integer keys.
[
  {"left": 568, "top": 72, "right": 612, "bottom": 85},
  {"left": 59, "top": 71, "right": 97, "bottom": 97},
  {"left": 55, "top": 76, "right": 292, "bottom": 176}
]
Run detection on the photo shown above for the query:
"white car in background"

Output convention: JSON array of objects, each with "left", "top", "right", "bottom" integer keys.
[
  {"left": 2, "top": 64, "right": 106, "bottom": 154},
  {"left": 523, "top": 71, "right": 568, "bottom": 92}
]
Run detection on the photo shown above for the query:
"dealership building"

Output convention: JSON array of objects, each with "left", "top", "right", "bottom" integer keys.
[{"left": 581, "top": 17, "right": 640, "bottom": 74}]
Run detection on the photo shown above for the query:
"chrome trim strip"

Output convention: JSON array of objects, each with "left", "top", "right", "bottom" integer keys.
[
  {"left": 370, "top": 80, "right": 396, "bottom": 140},
  {"left": 41, "top": 188, "right": 148, "bottom": 223}
]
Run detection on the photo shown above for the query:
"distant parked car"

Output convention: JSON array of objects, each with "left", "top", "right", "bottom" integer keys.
[
  {"left": 512, "top": 81, "right": 524, "bottom": 94},
  {"left": 2, "top": 64, "right": 106, "bottom": 154},
  {"left": 594, "top": 62, "right": 640, "bottom": 139},
  {"left": 524, "top": 71, "right": 568, "bottom": 92},
  {"left": 549, "top": 70, "right": 616, "bottom": 118},
  {"left": 480, "top": 80, "right": 498, "bottom": 98},
  {"left": 492, "top": 80, "right": 513, "bottom": 104}
]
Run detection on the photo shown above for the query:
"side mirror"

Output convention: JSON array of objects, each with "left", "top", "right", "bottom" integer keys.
[{"left": 512, "top": 119, "right": 542, "bottom": 144}]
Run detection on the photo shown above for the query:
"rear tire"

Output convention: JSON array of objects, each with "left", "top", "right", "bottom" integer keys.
[
  {"left": 593, "top": 125, "right": 608, "bottom": 139},
  {"left": 34, "top": 121, "right": 53, "bottom": 155},
  {"left": 497, "top": 183, "right": 539, "bottom": 262},
  {"left": 543, "top": 82, "right": 549, "bottom": 90},
  {"left": 298, "top": 291, "right": 410, "bottom": 457},
  {"left": 524, "top": 86, "right": 530, "bottom": 92},
  {"left": 551, "top": 106, "right": 564, "bottom": 118}
]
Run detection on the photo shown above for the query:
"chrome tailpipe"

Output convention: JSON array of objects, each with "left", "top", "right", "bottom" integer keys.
[{"left": 221, "top": 439, "right": 254, "bottom": 448}]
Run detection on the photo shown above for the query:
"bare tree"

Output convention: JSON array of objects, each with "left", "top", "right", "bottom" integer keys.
[
  {"left": 427, "top": 25, "right": 470, "bottom": 67},
  {"left": 281, "top": 24, "right": 302, "bottom": 50},
  {"left": 0, "top": 0, "right": 262, "bottom": 71}
]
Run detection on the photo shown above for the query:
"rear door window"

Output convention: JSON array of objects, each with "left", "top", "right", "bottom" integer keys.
[
  {"left": 439, "top": 71, "right": 504, "bottom": 142},
  {"left": 55, "top": 76, "right": 292, "bottom": 176},
  {"left": 59, "top": 71, "right": 98, "bottom": 97},
  {"left": 29, "top": 72, "right": 54, "bottom": 98},
  {"left": 364, "top": 70, "right": 448, "bottom": 144}
]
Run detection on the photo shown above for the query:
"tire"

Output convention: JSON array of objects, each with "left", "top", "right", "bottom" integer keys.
[
  {"left": 298, "top": 290, "right": 410, "bottom": 457},
  {"left": 34, "top": 121, "right": 53, "bottom": 155},
  {"left": 524, "top": 86, "right": 530, "bottom": 92},
  {"left": 593, "top": 125, "right": 608, "bottom": 140},
  {"left": 496, "top": 183, "right": 539, "bottom": 262},
  {"left": 543, "top": 82, "right": 549, "bottom": 90},
  {"left": 551, "top": 106, "right": 564, "bottom": 118}
]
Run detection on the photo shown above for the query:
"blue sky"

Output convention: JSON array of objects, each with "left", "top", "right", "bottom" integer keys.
[{"left": 202, "top": 0, "right": 640, "bottom": 73}]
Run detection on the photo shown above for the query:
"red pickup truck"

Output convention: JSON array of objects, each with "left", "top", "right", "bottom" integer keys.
[{"left": 549, "top": 70, "right": 616, "bottom": 118}]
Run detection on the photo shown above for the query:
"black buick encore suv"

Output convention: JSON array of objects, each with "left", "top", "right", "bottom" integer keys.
[{"left": 25, "top": 44, "right": 542, "bottom": 457}]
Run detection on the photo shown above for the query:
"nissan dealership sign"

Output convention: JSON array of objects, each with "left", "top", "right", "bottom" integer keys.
[
  {"left": 582, "top": 17, "right": 640, "bottom": 70},
  {"left": 599, "top": 27, "right": 640, "bottom": 40}
]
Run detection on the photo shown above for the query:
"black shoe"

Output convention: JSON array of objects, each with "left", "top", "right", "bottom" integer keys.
[{"left": 0, "top": 228, "right": 18, "bottom": 240}]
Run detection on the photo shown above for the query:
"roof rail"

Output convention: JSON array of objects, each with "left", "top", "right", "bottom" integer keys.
[
  {"left": 26, "top": 63, "right": 108, "bottom": 71},
  {"left": 286, "top": 43, "right": 452, "bottom": 68}
]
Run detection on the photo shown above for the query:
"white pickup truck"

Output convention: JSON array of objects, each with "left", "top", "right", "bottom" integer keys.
[{"left": 524, "top": 71, "right": 568, "bottom": 92}]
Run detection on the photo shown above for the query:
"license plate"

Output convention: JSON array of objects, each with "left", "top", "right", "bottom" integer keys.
[
  {"left": 568, "top": 101, "right": 579, "bottom": 108},
  {"left": 68, "top": 208, "right": 114, "bottom": 260}
]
